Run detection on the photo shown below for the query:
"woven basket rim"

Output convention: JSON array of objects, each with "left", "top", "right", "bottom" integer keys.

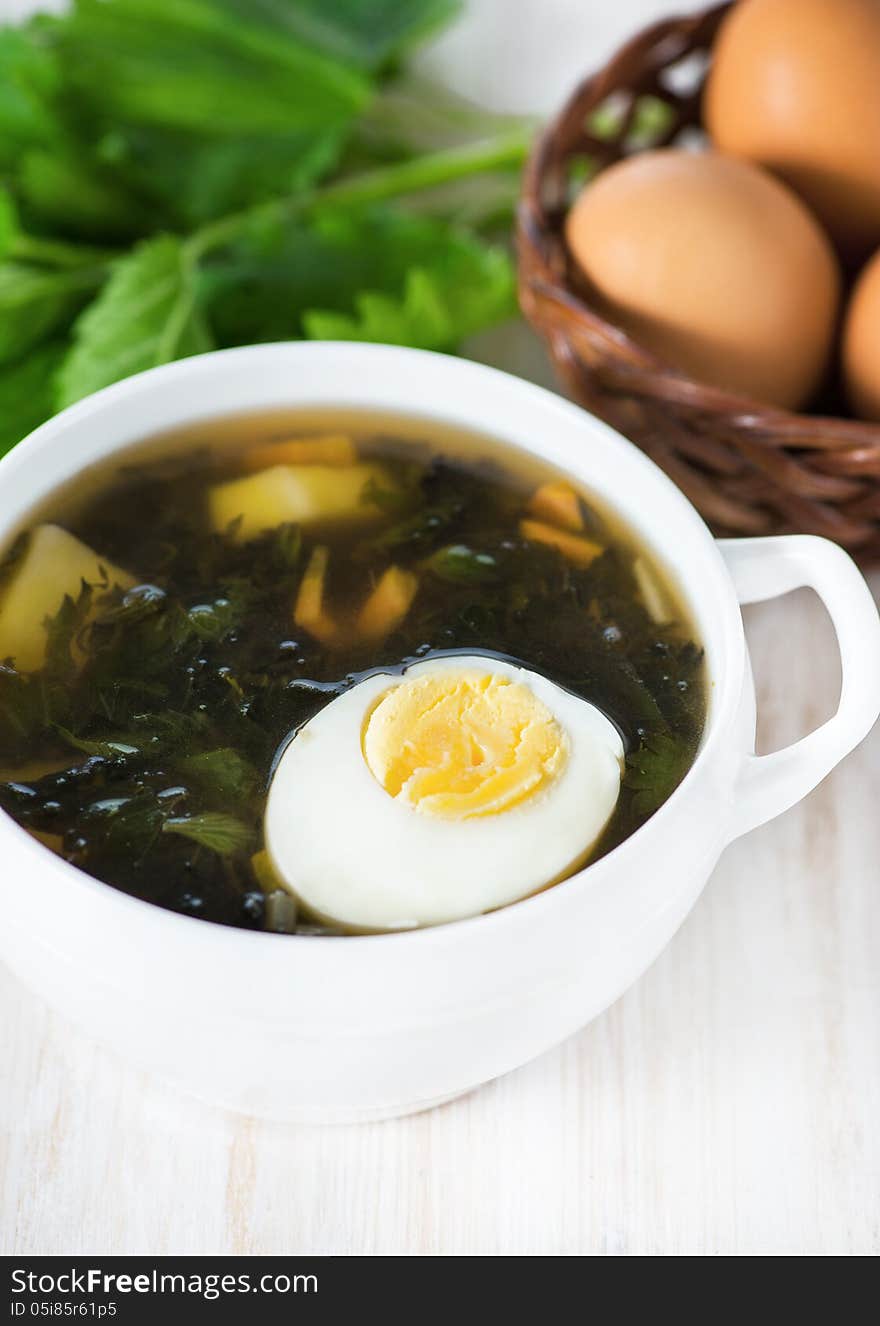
[{"left": 521, "top": 271, "right": 879, "bottom": 445}]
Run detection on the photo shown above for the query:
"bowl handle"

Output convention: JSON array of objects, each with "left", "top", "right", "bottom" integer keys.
[{"left": 718, "top": 535, "right": 880, "bottom": 839}]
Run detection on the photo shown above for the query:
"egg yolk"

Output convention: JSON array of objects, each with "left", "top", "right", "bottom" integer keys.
[{"left": 362, "top": 669, "right": 568, "bottom": 820}]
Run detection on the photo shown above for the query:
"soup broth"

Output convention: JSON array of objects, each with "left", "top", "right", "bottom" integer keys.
[{"left": 0, "top": 412, "right": 706, "bottom": 932}]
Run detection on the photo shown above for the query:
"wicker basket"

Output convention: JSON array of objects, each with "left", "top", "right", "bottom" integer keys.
[{"left": 517, "top": 0, "right": 880, "bottom": 562}]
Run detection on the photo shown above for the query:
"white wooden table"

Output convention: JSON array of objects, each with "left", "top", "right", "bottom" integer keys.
[{"left": 2, "top": 0, "right": 879, "bottom": 1257}]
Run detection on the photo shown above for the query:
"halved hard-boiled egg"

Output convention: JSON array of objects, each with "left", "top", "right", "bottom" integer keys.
[{"left": 265, "top": 655, "right": 624, "bottom": 932}]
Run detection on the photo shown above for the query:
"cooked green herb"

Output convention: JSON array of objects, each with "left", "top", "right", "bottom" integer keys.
[
  {"left": 53, "top": 726, "right": 140, "bottom": 760},
  {"left": 365, "top": 496, "right": 463, "bottom": 552},
  {"left": 623, "top": 731, "right": 695, "bottom": 817},
  {"left": 163, "top": 811, "right": 254, "bottom": 855},
  {"left": 178, "top": 748, "right": 260, "bottom": 802},
  {"left": 424, "top": 543, "right": 499, "bottom": 584}
]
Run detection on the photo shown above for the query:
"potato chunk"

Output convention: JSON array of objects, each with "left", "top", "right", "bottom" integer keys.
[
  {"left": 209, "top": 463, "right": 398, "bottom": 542},
  {"left": 633, "top": 556, "right": 673, "bottom": 625},
  {"left": 0, "top": 524, "right": 134, "bottom": 672}
]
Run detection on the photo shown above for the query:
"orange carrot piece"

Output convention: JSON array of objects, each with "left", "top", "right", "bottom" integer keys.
[
  {"left": 526, "top": 481, "right": 584, "bottom": 533},
  {"left": 519, "top": 518, "right": 603, "bottom": 568},
  {"left": 356, "top": 566, "right": 418, "bottom": 642},
  {"left": 243, "top": 434, "right": 356, "bottom": 471}
]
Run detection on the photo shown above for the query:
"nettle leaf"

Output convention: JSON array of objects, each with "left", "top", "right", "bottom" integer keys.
[
  {"left": 124, "top": 709, "right": 212, "bottom": 756},
  {"left": 98, "top": 123, "right": 344, "bottom": 229},
  {"left": 0, "top": 22, "right": 64, "bottom": 167},
  {"left": 0, "top": 191, "right": 19, "bottom": 259},
  {"left": 424, "top": 543, "right": 499, "bottom": 583},
  {"left": 303, "top": 243, "right": 514, "bottom": 350},
  {"left": 17, "top": 146, "right": 145, "bottom": 243},
  {"left": 271, "top": 523, "right": 302, "bottom": 571},
  {"left": 0, "top": 342, "right": 65, "bottom": 460},
  {"left": 185, "top": 597, "right": 240, "bottom": 643},
  {"left": 56, "top": 235, "right": 213, "bottom": 408},
  {"left": 0, "top": 261, "right": 106, "bottom": 367},
  {"left": 178, "top": 747, "right": 260, "bottom": 801},
  {"left": 0, "top": 661, "right": 59, "bottom": 744},
  {"left": 205, "top": 205, "right": 516, "bottom": 351},
  {"left": 163, "top": 811, "right": 253, "bottom": 856},
  {"left": 59, "top": 0, "right": 370, "bottom": 138},
  {"left": 94, "top": 791, "right": 169, "bottom": 853},
  {"left": 93, "top": 583, "right": 168, "bottom": 629},
  {"left": 623, "top": 731, "right": 693, "bottom": 817},
  {"left": 228, "top": 0, "right": 461, "bottom": 71},
  {"left": 43, "top": 583, "right": 94, "bottom": 677},
  {"left": 365, "top": 495, "right": 463, "bottom": 552},
  {"left": 53, "top": 725, "right": 141, "bottom": 761}
]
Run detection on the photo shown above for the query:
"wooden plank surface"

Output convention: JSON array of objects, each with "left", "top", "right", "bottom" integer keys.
[{"left": 2, "top": 0, "right": 878, "bottom": 1257}]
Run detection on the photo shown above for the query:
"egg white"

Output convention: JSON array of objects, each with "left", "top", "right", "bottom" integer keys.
[{"left": 264, "top": 655, "right": 624, "bottom": 932}]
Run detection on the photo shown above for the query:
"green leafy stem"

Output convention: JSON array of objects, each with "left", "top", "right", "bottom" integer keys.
[
  {"left": 186, "top": 130, "right": 532, "bottom": 260},
  {"left": 9, "top": 131, "right": 531, "bottom": 274},
  {"left": 3, "top": 128, "right": 532, "bottom": 433}
]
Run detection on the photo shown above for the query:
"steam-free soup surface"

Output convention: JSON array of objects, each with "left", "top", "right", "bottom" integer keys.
[{"left": 0, "top": 413, "right": 706, "bottom": 932}]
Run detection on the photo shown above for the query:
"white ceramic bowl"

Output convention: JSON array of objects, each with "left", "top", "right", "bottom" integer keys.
[{"left": 1, "top": 343, "right": 879, "bottom": 1123}]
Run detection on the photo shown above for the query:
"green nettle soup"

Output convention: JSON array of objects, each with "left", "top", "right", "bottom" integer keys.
[{"left": 0, "top": 413, "right": 706, "bottom": 933}]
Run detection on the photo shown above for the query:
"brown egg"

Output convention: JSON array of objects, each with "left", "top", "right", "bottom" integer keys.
[
  {"left": 843, "top": 248, "right": 880, "bottom": 421},
  {"left": 565, "top": 150, "right": 840, "bottom": 410},
  {"left": 705, "top": 0, "right": 880, "bottom": 260}
]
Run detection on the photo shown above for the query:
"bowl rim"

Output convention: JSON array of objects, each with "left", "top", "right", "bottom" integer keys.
[{"left": 0, "top": 341, "right": 745, "bottom": 951}]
